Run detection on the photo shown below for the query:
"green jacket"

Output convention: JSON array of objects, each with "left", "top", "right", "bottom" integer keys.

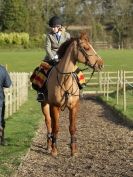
[{"left": 45, "top": 30, "right": 70, "bottom": 61}]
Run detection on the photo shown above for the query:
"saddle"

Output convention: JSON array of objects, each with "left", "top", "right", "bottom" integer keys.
[{"left": 30, "top": 61, "right": 86, "bottom": 91}]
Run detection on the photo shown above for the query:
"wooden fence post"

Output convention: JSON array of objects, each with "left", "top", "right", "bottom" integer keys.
[
  {"left": 123, "top": 70, "right": 126, "bottom": 111},
  {"left": 106, "top": 72, "right": 109, "bottom": 101},
  {"left": 120, "top": 70, "right": 123, "bottom": 88},
  {"left": 103, "top": 72, "right": 106, "bottom": 96},
  {"left": 98, "top": 72, "right": 102, "bottom": 91},
  {"left": 116, "top": 70, "right": 120, "bottom": 105}
]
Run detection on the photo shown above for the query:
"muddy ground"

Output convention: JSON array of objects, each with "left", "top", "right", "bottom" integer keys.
[{"left": 15, "top": 97, "right": 132, "bottom": 177}]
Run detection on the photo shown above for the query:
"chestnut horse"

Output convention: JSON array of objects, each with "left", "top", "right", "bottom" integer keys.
[{"left": 41, "top": 32, "right": 103, "bottom": 157}]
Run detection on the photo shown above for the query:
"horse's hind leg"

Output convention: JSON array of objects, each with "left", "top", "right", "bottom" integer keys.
[
  {"left": 41, "top": 102, "right": 52, "bottom": 151},
  {"left": 69, "top": 101, "right": 79, "bottom": 156},
  {"left": 50, "top": 106, "right": 60, "bottom": 157}
]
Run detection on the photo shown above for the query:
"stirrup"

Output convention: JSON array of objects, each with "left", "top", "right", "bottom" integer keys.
[{"left": 78, "top": 83, "right": 86, "bottom": 89}]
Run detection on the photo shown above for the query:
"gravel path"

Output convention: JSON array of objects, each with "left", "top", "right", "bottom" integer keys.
[{"left": 15, "top": 97, "right": 133, "bottom": 177}]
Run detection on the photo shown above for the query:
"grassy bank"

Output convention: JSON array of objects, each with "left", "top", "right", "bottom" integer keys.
[
  {"left": 100, "top": 89, "right": 133, "bottom": 123},
  {"left": 0, "top": 90, "right": 42, "bottom": 177}
]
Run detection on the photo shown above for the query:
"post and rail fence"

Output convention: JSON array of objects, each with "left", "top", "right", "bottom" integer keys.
[{"left": 83, "top": 70, "right": 133, "bottom": 111}]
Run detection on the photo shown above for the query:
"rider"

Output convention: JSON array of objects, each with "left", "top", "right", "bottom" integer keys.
[
  {"left": 37, "top": 16, "right": 86, "bottom": 101},
  {"left": 45, "top": 16, "right": 70, "bottom": 65},
  {"left": 37, "top": 16, "right": 70, "bottom": 101}
]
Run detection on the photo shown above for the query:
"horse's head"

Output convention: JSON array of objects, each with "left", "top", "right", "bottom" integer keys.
[{"left": 75, "top": 32, "right": 104, "bottom": 71}]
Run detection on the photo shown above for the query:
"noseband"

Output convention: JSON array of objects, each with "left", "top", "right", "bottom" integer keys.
[{"left": 77, "top": 39, "right": 97, "bottom": 69}]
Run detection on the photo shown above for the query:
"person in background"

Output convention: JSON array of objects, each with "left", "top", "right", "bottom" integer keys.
[{"left": 0, "top": 65, "right": 12, "bottom": 145}]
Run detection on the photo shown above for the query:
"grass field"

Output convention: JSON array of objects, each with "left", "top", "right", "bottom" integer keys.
[
  {"left": 0, "top": 49, "right": 44, "bottom": 72},
  {"left": 0, "top": 49, "right": 133, "bottom": 72},
  {"left": 98, "top": 49, "right": 133, "bottom": 71}
]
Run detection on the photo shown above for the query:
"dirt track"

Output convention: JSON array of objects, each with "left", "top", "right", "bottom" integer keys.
[{"left": 15, "top": 97, "right": 132, "bottom": 177}]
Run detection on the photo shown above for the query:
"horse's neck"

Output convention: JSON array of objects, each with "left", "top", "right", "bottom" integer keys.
[{"left": 57, "top": 45, "right": 76, "bottom": 73}]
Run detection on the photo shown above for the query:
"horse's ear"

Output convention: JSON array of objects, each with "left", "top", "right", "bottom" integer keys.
[{"left": 80, "top": 31, "right": 89, "bottom": 42}]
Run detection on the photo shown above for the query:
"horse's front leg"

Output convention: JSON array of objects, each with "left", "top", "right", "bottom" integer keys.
[
  {"left": 50, "top": 105, "right": 60, "bottom": 157},
  {"left": 69, "top": 101, "right": 79, "bottom": 156},
  {"left": 41, "top": 102, "right": 52, "bottom": 152}
]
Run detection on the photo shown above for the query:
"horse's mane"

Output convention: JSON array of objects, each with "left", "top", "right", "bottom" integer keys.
[
  {"left": 57, "top": 32, "right": 90, "bottom": 59},
  {"left": 57, "top": 38, "right": 76, "bottom": 59}
]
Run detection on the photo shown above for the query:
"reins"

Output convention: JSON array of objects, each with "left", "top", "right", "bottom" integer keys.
[
  {"left": 51, "top": 38, "right": 100, "bottom": 110},
  {"left": 55, "top": 65, "right": 74, "bottom": 75},
  {"left": 55, "top": 67, "right": 79, "bottom": 111},
  {"left": 77, "top": 39, "right": 98, "bottom": 85},
  {"left": 55, "top": 66, "right": 79, "bottom": 96},
  {"left": 54, "top": 38, "right": 99, "bottom": 94}
]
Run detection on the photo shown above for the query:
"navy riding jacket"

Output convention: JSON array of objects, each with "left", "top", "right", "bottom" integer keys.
[{"left": 0, "top": 65, "right": 12, "bottom": 107}]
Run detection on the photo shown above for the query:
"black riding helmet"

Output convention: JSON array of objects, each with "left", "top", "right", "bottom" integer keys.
[{"left": 49, "top": 16, "right": 62, "bottom": 27}]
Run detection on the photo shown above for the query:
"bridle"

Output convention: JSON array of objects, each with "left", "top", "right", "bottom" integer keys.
[
  {"left": 53, "top": 39, "right": 101, "bottom": 95},
  {"left": 76, "top": 39, "right": 98, "bottom": 70},
  {"left": 76, "top": 39, "right": 98, "bottom": 82}
]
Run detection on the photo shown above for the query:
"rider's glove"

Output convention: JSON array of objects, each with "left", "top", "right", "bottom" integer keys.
[
  {"left": 50, "top": 55, "right": 59, "bottom": 65},
  {"left": 52, "top": 55, "right": 59, "bottom": 62}
]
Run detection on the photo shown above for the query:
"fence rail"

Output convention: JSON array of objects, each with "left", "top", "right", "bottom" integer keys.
[
  {"left": 4, "top": 72, "right": 29, "bottom": 118},
  {"left": 4, "top": 71, "right": 133, "bottom": 117},
  {"left": 83, "top": 70, "right": 133, "bottom": 111}
]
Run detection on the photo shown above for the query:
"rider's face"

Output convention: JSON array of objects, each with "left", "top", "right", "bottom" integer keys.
[{"left": 51, "top": 25, "right": 61, "bottom": 33}]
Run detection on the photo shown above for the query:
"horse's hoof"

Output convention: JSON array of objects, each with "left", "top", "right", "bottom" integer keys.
[
  {"left": 51, "top": 149, "right": 58, "bottom": 157},
  {"left": 71, "top": 152, "right": 78, "bottom": 157},
  {"left": 46, "top": 139, "right": 52, "bottom": 153},
  {"left": 71, "top": 147, "right": 78, "bottom": 156},
  {"left": 71, "top": 143, "right": 78, "bottom": 156},
  {"left": 47, "top": 147, "right": 52, "bottom": 153}
]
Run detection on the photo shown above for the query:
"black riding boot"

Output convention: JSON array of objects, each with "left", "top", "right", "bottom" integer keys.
[
  {"left": 1, "top": 129, "right": 5, "bottom": 145},
  {"left": 0, "top": 127, "right": 4, "bottom": 145}
]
